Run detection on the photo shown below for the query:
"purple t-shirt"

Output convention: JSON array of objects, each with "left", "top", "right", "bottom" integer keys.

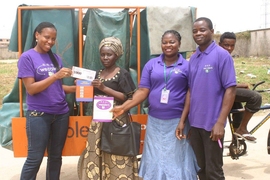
[
  {"left": 139, "top": 53, "right": 189, "bottom": 119},
  {"left": 17, "top": 49, "right": 69, "bottom": 114},
  {"left": 188, "top": 41, "right": 236, "bottom": 131}
]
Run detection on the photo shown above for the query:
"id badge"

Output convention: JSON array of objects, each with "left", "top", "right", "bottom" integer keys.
[{"left": 160, "top": 89, "right": 170, "bottom": 104}]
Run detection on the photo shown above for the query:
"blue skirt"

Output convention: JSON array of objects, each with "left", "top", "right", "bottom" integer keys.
[{"left": 139, "top": 115, "right": 199, "bottom": 180}]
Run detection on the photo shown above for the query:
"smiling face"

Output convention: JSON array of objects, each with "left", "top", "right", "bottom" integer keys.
[
  {"left": 35, "top": 27, "right": 57, "bottom": 53},
  {"left": 192, "top": 20, "right": 214, "bottom": 52},
  {"left": 99, "top": 46, "right": 118, "bottom": 68},
  {"left": 161, "top": 33, "right": 181, "bottom": 58}
]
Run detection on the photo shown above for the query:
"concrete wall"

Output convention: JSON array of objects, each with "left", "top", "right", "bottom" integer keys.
[
  {"left": 250, "top": 29, "right": 270, "bottom": 57},
  {"left": 214, "top": 28, "right": 270, "bottom": 57}
]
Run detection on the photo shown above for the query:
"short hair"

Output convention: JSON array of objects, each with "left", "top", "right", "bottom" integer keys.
[
  {"left": 194, "top": 17, "right": 213, "bottom": 30},
  {"left": 220, "top": 32, "right": 236, "bottom": 43}
]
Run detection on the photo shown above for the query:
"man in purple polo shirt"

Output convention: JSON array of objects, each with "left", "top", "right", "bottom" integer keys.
[{"left": 176, "top": 17, "right": 236, "bottom": 180}]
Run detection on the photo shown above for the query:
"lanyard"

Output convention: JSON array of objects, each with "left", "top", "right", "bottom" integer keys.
[{"left": 163, "top": 61, "right": 177, "bottom": 90}]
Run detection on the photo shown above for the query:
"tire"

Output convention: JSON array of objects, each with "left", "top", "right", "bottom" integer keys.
[
  {"left": 77, "top": 149, "right": 87, "bottom": 180},
  {"left": 267, "top": 129, "right": 270, "bottom": 154}
]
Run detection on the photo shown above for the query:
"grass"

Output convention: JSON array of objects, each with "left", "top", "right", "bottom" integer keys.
[
  {"left": 234, "top": 56, "right": 270, "bottom": 105},
  {"left": 0, "top": 62, "right": 18, "bottom": 108},
  {"left": 0, "top": 57, "right": 270, "bottom": 109}
]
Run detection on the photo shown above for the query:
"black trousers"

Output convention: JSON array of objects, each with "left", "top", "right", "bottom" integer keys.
[
  {"left": 232, "top": 88, "right": 262, "bottom": 128},
  {"left": 232, "top": 102, "right": 243, "bottom": 128},
  {"left": 190, "top": 127, "right": 225, "bottom": 180}
]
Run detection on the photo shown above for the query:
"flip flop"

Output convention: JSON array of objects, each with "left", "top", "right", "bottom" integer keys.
[{"left": 234, "top": 132, "right": 257, "bottom": 143}]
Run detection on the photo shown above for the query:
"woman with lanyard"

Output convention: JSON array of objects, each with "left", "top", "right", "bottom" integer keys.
[{"left": 111, "top": 30, "right": 199, "bottom": 180}]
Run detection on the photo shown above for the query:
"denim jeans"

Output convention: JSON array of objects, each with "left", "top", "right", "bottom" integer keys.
[{"left": 20, "top": 110, "right": 69, "bottom": 180}]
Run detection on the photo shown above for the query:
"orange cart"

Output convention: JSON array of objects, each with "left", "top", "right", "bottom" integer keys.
[{"left": 11, "top": 5, "right": 148, "bottom": 158}]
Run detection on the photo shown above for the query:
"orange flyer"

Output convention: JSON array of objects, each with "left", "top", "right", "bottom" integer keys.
[{"left": 76, "top": 80, "right": 93, "bottom": 102}]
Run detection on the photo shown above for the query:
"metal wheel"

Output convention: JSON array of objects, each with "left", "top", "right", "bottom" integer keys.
[
  {"left": 77, "top": 149, "right": 87, "bottom": 180},
  {"left": 229, "top": 139, "right": 247, "bottom": 159},
  {"left": 267, "top": 129, "right": 270, "bottom": 154}
]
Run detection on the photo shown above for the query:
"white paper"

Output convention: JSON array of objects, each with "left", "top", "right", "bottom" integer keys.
[
  {"left": 93, "top": 96, "right": 114, "bottom": 122},
  {"left": 71, "top": 66, "right": 96, "bottom": 81}
]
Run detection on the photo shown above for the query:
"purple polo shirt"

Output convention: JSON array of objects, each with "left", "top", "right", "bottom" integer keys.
[
  {"left": 17, "top": 49, "right": 69, "bottom": 114},
  {"left": 188, "top": 41, "right": 236, "bottom": 131},
  {"left": 139, "top": 53, "right": 189, "bottom": 119}
]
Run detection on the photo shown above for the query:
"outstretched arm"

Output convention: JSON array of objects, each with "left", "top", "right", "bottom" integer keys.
[
  {"left": 63, "top": 85, "right": 76, "bottom": 94},
  {"left": 111, "top": 87, "right": 149, "bottom": 118},
  {"left": 22, "top": 67, "right": 72, "bottom": 95}
]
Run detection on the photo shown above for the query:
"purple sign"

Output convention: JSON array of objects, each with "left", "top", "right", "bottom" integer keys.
[{"left": 96, "top": 100, "right": 112, "bottom": 110}]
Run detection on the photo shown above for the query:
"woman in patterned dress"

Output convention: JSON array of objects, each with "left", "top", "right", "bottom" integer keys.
[{"left": 78, "top": 37, "right": 139, "bottom": 180}]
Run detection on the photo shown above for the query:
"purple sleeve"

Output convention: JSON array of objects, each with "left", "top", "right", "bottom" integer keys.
[
  {"left": 17, "top": 53, "right": 35, "bottom": 79},
  {"left": 219, "top": 53, "right": 237, "bottom": 89},
  {"left": 139, "top": 60, "right": 152, "bottom": 89}
]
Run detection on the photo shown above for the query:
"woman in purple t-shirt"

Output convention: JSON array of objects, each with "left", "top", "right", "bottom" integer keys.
[
  {"left": 18, "top": 22, "right": 75, "bottom": 180},
  {"left": 111, "top": 30, "right": 199, "bottom": 180}
]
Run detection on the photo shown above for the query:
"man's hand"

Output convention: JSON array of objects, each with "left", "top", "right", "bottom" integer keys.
[{"left": 210, "top": 121, "right": 225, "bottom": 141}]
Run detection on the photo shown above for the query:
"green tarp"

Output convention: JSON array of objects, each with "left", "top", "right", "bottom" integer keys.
[
  {"left": 1, "top": 6, "right": 79, "bottom": 150},
  {"left": 81, "top": 8, "right": 134, "bottom": 116},
  {"left": 82, "top": 8, "right": 131, "bottom": 71},
  {"left": 1, "top": 6, "right": 136, "bottom": 150},
  {"left": 0, "top": 5, "right": 196, "bottom": 150}
]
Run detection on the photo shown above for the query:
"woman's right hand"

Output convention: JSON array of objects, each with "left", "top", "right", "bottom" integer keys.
[
  {"left": 175, "top": 121, "right": 186, "bottom": 140},
  {"left": 54, "top": 67, "right": 72, "bottom": 79}
]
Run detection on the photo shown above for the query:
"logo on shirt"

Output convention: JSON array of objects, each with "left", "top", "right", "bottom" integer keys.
[
  {"left": 203, "top": 64, "right": 213, "bottom": 73},
  {"left": 37, "top": 63, "right": 56, "bottom": 75},
  {"left": 173, "top": 68, "right": 182, "bottom": 74}
]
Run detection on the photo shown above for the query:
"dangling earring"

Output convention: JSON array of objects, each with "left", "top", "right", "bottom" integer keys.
[{"left": 36, "top": 39, "right": 38, "bottom": 42}]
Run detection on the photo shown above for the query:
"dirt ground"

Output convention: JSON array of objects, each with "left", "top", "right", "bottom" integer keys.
[{"left": 1, "top": 112, "right": 270, "bottom": 179}]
